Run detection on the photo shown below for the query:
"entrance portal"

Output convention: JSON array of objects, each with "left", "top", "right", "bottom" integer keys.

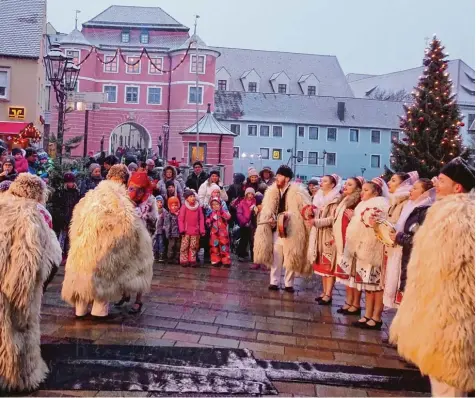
[{"left": 110, "top": 122, "right": 151, "bottom": 154}]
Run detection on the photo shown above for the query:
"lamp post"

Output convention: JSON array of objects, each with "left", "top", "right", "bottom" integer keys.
[
  {"left": 157, "top": 135, "right": 163, "bottom": 159},
  {"left": 162, "top": 122, "right": 170, "bottom": 164},
  {"left": 44, "top": 43, "right": 80, "bottom": 164}
]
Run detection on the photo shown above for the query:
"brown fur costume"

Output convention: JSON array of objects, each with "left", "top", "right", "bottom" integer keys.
[
  {"left": 0, "top": 190, "right": 62, "bottom": 391},
  {"left": 390, "top": 193, "right": 475, "bottom": 391},
  {"left": 254, "top": 182, "right": 312, "bottom": 274},
  {"left": 62, "top": 179, "right": 153, "bottom": 306}
]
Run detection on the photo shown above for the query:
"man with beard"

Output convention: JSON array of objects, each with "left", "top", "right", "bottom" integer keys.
[{"left": 254, "top": 165, "right": 312, "bottom": 293}]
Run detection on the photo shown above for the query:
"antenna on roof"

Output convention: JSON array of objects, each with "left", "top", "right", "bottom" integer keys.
[{"left": 75, "top": 10, "right": 81, "bottom": 30}]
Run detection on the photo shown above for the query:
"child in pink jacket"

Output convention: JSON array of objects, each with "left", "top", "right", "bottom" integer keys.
[{"left": 179, "top": 189, "right": 205, "bottom": 267}]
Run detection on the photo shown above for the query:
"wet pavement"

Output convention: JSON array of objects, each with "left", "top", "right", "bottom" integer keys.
[{"left": 35, "top": 261, "right": 430, "bottom": 397}]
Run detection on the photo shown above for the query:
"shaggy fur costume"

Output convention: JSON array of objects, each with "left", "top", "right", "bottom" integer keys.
[
  {"left": 62, "top": 180, "right": 153, "bottom": 305},
  {"left": 254, "top": 182, "right": 312, "bottom": 274},
  {"left": 0, "top": 195, "right": 62, "bottom": 391},
  {"left": 390, "top": 193, "right": 475, "bottom": 392}
]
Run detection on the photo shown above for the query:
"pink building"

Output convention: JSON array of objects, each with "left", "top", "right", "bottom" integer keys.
[{"left": 51, "top": 6, "right": 234, "bottom": 180}]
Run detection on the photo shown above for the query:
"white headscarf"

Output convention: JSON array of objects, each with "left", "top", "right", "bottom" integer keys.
[
  {"left": 312, "top": 175, "right": 342, "bottom": 209},
  {"left": 391, "top": 171, "right": 419, "bottom": 203}
]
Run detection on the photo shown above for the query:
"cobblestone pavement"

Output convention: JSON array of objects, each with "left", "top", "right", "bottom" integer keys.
[{"left": 36, "top": 261, "right": 429, "bottom": 397}]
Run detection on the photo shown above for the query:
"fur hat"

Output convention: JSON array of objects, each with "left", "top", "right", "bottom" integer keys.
[
  {"left": 440, "top": 157, "right": 475, "bottom": 192},
  {"left": 0, "top": 180, "right": 12, "bottom": 192},
  {"left": 64, "top": 172, "right": 75, "bottom": 183},
  {"left": 184, "top": 189, "right": 196, "bottom": 199},
  {"left": 168, "top": 196, "right": 180, "bottom": 208},
  {"left": 155, "top": 195, "right": 164, "bottom": 203},
  {"left": 88, "top": 163, "right": 101, "bottom": 174},
  {"left": 107, "top": 164, "right": 129, "bottom": 184},
  {"left": 247, "top": 167, "right": 258, "bottom": 178},
  {"left": 276, "top": 165, "right": 293, "bottom": 179},
  {"left": 245, "top": 187, "right": 256, "bottom": 196},
  {"left": 9, "top": 173, "right": 47, "bottom": 203}
]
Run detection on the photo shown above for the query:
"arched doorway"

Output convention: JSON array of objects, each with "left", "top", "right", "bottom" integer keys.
[{"left": 110, "top": 122, "right": 151, "bottom": 155}]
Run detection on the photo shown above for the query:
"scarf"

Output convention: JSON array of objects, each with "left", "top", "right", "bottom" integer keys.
[
  {"left": 184, "top": 200, "right": 199, "bottom": 211},
  {"left": 313, "top": 185, "right": 341, "bottom": 210}
]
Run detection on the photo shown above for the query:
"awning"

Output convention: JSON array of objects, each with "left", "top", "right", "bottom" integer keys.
[{"left": 0, "top": 121, "right": 29, "bottom": 134}]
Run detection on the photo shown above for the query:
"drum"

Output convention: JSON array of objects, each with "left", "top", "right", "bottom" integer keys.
[
  {"left": 277, "top": 212, "right": 290, "bottom": 238},
  {"left": 301, "top": 204, "right": 317, "bottom": 220},
  {"left": 374, "top": 219, "right": 396, "bottom": 247}
]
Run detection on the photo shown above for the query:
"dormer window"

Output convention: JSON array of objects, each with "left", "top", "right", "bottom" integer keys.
[
  {"left": 278, "top": 84, "right": 287, "bottom": 94},
  {"left": 248, "top": 82, "right": 257, "bottom": 92},
  {"left": 140, "top": 32, "right": 149, "bottom": 44},
  {"left": 121, "top": 31, "right": 130, "bottom": 43}
]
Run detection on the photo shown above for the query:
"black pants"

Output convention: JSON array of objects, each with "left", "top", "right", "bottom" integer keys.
[
  {"left": 43, "top": 264, "right": 59, "bottom": 292},
  {"left": 237, "top": 226, "right": 254, "bottom": 261}
]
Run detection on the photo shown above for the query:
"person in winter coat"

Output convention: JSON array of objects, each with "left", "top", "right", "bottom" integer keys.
[
  {"left": 80, "top": 163, "right": 103, "bottom": 198},
  {"left": 153, "top": 195, "right": 168, "bottom": 263},
  {"left": 226, "top": 172, "right": 246, "bottom": 224},
  {"left": 206, "top": 197, "right": 232, "bottom": 267},
  {"left": 259, "top": 166, "right": 275, "bottom": 187},
  {"left": 236, "top": 187, "right": 257, "bottom": 262},
  {"left": 25, "top": 147, "right": 39, "bottom": 175},
  {"left": 62, "top": 164, "right": 153, "bottom": 320},
  {"left": 0, "top": 156, "right": 18, "bottom": 182},
  {"left": 12, "top": 147, "right": 28, "bottom": 173},
  {"left": 186, "top": 161, "right": 208, "bottom": 192},
  {"left": 198, "top": 169, "right": 228, "bottom": 206},
  {"left": 179, "top": 190, "right": 205, "bottom": 267},
  {"left": 205, "top": 184, "right": 229, "bottom": 215},
  {"left": 0, "top": 174, "right": 62, "bottom": 392},
  {"left": 307, "top": 179, "right": 319, "bottom": 198},
  {"left": 245, "top": 167, "right": 267, "bottom": 194},
  {"left": 164, "top": 196, "right": 181, "bottom": 263},
  {"left": 159, "top": 165, "right": 183, "bottom": 202}
]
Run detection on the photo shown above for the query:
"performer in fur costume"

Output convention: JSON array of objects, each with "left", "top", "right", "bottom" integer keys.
[
  {"left": 0, "top": 174, "right": 62, "bottom": 392},
  {"left": 62, "top": 164, "right": 153, "bottom": 319},
  {"left": 254, "top": 165, "right": 312, "bottom": 292}
]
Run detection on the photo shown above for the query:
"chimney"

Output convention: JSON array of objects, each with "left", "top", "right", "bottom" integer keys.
[{"left": 337, "top": 102, "right": 345, "bottom": 121}]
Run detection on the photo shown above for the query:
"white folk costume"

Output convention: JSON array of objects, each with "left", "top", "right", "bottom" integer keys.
[
  {"left": 339, "top": 195, "right": 389, "bottom": 291},
  {"left": 254, "top": 169, "right": 312, "bottom": 288},
  {"left": 0, "top": 176, "right": 62, "bottom": 392},
  {"left": 62, "top": 179, "right": 153, "bottom": 317},
  {"left": 390, "top": 193, "right": 474, "bottom": 395}
]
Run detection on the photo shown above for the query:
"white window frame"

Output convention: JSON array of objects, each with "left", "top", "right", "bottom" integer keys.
[
  {"left": 148, "top": 57, "right": 164, "bottom": 75},
  {"left": 390, "top": 130, "right": 400, "bottom": 143},
  {"left": 187, "top": 85, "right": 204, "bottom": 105},
  {"left": 308, "top": 151, "right": 319, "bottom": 166},
  {"left": 126, "top": 56, "right": 141, "bottom": 74},
  {"left": 190, "top": 54, "right": 206, "bottom": 74},
  {"left": 296, "top": 150, "right": 305, "bottom": 164},
  {"left": 103, "top": 84, "right": 118, "bottom": 104},
  {"left": 65, "top": 48, "right": 81, "bottom": 65},
  {"left": 309, "top": 126, "right": 319, "bottom": 140},
  {"left": 297, "top": 125, "right": 306, "bottom": 138},
  {"left": 326, "top": 127, "right": 337, "bottom": 142},
  {"left": 260, "top": 147, "right": 270, "bottom": 160},
  {"left": 326, "top": 152, "right": 337, "bottom": 166},
  {"left": 124, "top": 85, "right": 140, "bottom": 104},
  {"left": 371, "top": 129, "right": 381, "bottom": 144},
  {"left": 233, "top": 146, "right": 240, "bottom": 159},
  {"left": 247, "top": 124, "right": 258, "bottom": 137},
  {"left": 103, "top": 54, "right": 119, "bottom": 73},
  {"left": 370, "top": 154, "right": 382, "bottom": 168},
  {"left": 217, "top": 79, "right": 227, "bottom": 91},
  {"left": 147, "top": 86, "right": 162, "bottom": 105},
  {"left": 272, "top": 148, "right": 283, "bottom": 161},
  {"left": 272, "top": 125, "right": 283, "bottom": 138},
  {"left": 259, "top": 125, "right": 270, "bottom": 137},
  {"left": 349, "top": 128, "right": 359, "bottom": 143},
  {"left": 0, "top": 67, "right": 11, "bottom": 100},
  {"left": 230, "top": 123, "right": 240, "bottom": 136}
]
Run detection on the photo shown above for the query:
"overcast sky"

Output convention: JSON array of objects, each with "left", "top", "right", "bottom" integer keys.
[{"left": 47, "top": 0, "right": 475, "bottom": 75}]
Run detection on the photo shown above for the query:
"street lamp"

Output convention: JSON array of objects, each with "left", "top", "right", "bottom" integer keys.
[
  {"left": 44, "top": 43, "right": 80, "bottom": 163},
  {"left": 162, "top": 123, "right": 170, "bottom": 163}
]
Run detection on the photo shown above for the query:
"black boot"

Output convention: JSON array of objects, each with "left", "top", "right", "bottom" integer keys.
[{"left": 158, "top": 253, "right": 165, "bottom": 263}]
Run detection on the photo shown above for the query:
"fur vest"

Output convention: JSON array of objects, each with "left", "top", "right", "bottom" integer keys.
[
  {"left": 390, "top": 194, "right": 475, "bottom": 391},
  {"left": 0, "top": 196, "right": 62, "bottom": 391},
  {"left": 254, "top": 182, "right": 312, "bottom": 274},
  {"left": 62, "top": 180, "right": 153, "bottom": 305}
]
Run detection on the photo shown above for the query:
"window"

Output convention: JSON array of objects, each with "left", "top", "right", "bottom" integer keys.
[
  {"left": 126, "top": 56, "right": 141, "bottom": 74},
  {"left": 371, "top": 155, "right": 381, "bottom": 168},
  {"left": 66, "top": 49, "right": 80, "bottom": 65},
  {"left": 371, "top": 130, "right": 381, "bottom": 144},
  {"left": 468, "top": 114, "right": 475, "bottom": 132},
  {"left": 327, "top": 127, "right": 337, "bottom": 141},
  {"left": 147, "top": 87, "right": 162, "bottom": 105},
  {"left": 190, "top": 54, "right": 205, "bottom": 73},
  {"left": 308, "top": 151, "right": 318, "bottom": 165},
  {"left": 103, "top": 85, "right": 117, "bottom": 103},
  {"left": 218, "top": 80, "right": 227, "bottom": 91},
  {"left": 278, "top": 84, "right": 287, "bottom": 94},
  {"left": 326, "top": 152, "right": 336, "bottom": 166},
  {"left": 273, "top": 126, "right": 283, "bottom": 138},
  {"left": 391, "top": 131, "right": 400, "bottom": 143},
  {"left": 260, "top": 125, "right": 270, "bottom": 137},
  {"left": 188, "top": 86, "right": 203, "bottom": 104},
  {"left": 230, "top": 124, "right": 240, "bottom": 135},
  {"left": 233, "top": 147, "right": 240, "bottom": 158},
  {"left": 298, "top": 126, "right": 305, "bottom": 137},
  {"left": 125, "top": 86, "right": 139, "bottom": 103},
  {"left": 248, "top": 125, "right": 257, "bottom": 136},
  {"left": 296, "top": 150, "right": 304, "bottom": 162},
  {"left": 121, "top": 31, "right": 130, "bottom": 43},
  {"left": 0, "top": 69, "right": 9, "bottom": 99},
  {"left": 104, "top": 55, "right": 118, "bottom": 73},
  {"left": 350, "top": 128, "right": 359, "bottom": 142},
  {"left": 260, "top": 148, "right": 269, "bottom": 159},
  {"left": 149, "top": 57, "right": 163, "bottom": 74},
  {"left": 309, "top": 126, "right": 319, "bottom": 140},
  {"left": 272, "top": 149, "right": 282, "bottom": 160},
  {"left": 140, "top": 32, "right": 149, "bottom": 44},
  {"left": 248, "top": 82, "right": 257, "bottom": 92},
  {"left": 307, "top": 85, "right": 316, "bottom": 96}
]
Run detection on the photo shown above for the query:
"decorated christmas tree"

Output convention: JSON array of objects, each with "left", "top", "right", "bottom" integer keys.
[{"left": 390, "top": 36, "right": 468, "bottom": 178}]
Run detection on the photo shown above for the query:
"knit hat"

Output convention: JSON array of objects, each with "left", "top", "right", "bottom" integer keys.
[
  {"left": 168, "top": 196, "right": 180, "bottom": 208},
  {"left": 248, "top": 167, "right": 258, "bottom": 178},
  {"left": 12, "top": 148, "right": 22, "bottom": 156},
  {"left": 440, "top": 157, "right": 475, "bottom": 192},
  {"left": 64, "top": 172, "right": 75, "bottom": 183},
  {"left": 209, "top": 183, "right": 220, "bottom": 193},
  {"left": 38, "top": 152, "right": 48, "bottom": 161},
  {"left": 255, "top": 191, "right": 264, "bottom": 205},
  {"left": 3, "top": 156, "right": 15, "bottom": 167},
  {"left": 184, "top": 189, "right": 196, "bottom": 199},
  {"left": 245, "top": 187, "right": 255, "bottom": 196},
  {"left": 155, "top": 195, "right": 164, "bottom": 203},
  {"left": 355, "top": 176, "right": 366, "bottom": 187},
  {"left": 210, "top": 197, "right": 221, "bottom": 206},
  {"left": 129, "top": 171, "right": 151, "bottom": 189},
  {"left": 88, "top": 163, "right": 101, "bottom": 174},
  {"left": 371, "top": 177, "right": 386, "bottom": 189},
  {"left": 107, "top": 164, "right": 129, "bottom": 184},
  {"left": 0, "top": 180, "right": 12, "bottom": 192},
  {"left": 9, "top": 173, "right": 47, "bottom": 203},
  {"left": 128, "top": 162, "right": 138, "bottom": 172},
  {"left": 276, "top": 165, "right": 293, "bottom": 179}
]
